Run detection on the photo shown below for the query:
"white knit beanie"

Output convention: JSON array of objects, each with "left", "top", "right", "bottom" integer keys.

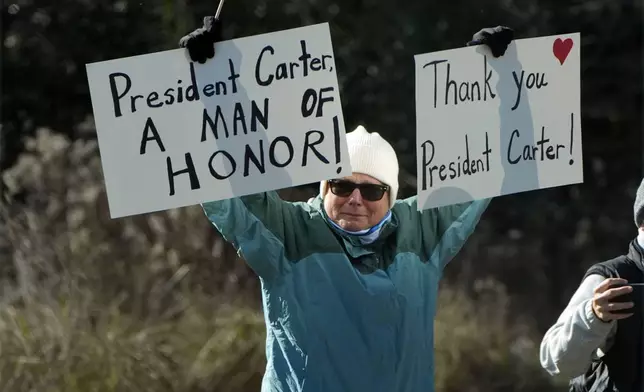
[{"left": 320, "top": 125, "right": 399, "bottom": 208}]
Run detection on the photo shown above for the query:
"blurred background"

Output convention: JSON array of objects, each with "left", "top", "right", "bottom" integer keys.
[{"left": 1, "top": 0, "right": 642, "bottom": 391}]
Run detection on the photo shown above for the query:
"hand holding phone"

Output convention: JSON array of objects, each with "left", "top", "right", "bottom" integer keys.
[
  {"left": 591, "top": 278, "right": 640, "bottom": 322},
  {"left": 607, "top": 281, "right": 644, "bottom": 314}
]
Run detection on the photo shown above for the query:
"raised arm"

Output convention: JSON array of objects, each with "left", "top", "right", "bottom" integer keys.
[
  {"left": 424, "top": 198, "right": 491, "bottom": 270},
  {"left": 539, "top": 275, "right": 622, "bottom": 378},
  {"left": 202, "top": 191, "right": 316, "bottom": 283},
  {"left": 394, "top": 196, "right": 491, "bottom": 271}
]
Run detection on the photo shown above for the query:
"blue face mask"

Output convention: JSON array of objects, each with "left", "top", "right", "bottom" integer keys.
[{"left": 326, "top": 210, "right": 392, "bottom": 244}]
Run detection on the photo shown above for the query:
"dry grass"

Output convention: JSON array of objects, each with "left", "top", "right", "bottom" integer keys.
[{"left": 0, "top": 129, "right": 566, "bottom": 391}]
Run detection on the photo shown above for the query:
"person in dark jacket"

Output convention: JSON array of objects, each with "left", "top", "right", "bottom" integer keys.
[
  {"left": 179, "top": 15, "right": 514, "bottom": 392},
  {"left": 540, "top": 178, "right": 644, "bottom": 392}
]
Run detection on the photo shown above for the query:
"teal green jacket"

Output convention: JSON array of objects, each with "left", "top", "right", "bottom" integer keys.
[{"left": 202, "top": 191, "right": 491, "bottom": 392}]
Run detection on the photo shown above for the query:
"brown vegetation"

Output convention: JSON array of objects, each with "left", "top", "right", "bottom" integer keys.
[{"left": 0, "top": 129, "right": 566, "bottom": 391}]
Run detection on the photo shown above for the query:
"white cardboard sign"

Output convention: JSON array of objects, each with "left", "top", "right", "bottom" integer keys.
[
  {"left": 414, "top": 33, "right": 583, "bottom": 210},
  {"left": 86, "top": 23, "right": 350, "bottom": 218}
]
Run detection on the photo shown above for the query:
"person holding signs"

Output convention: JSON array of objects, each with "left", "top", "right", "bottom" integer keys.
[
  {"left": 179, "top": 16, "right": 513, "bottom": 392},
  {"left": 540, "top": 178, "right": 644, "bottom": 392}
]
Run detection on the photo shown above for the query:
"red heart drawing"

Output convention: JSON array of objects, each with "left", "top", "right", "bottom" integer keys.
[{"left": 553, "top": 37, "right": 573, "bottom": 65}]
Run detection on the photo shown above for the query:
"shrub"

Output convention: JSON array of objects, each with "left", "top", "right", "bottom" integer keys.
[
  {"left": 434, "top": 278, "right": 568, "bottom": 392},
  {"left": 0, "top": 129, "right": 567, "bottom": 391}
]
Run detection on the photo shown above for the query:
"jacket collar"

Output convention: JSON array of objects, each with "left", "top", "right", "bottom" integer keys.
[
  {"left": 627, "top": 237, "right": 644, "bottom": 271},
  {"left": 309, "top": 196, "right": 398, "bottom": 257}
]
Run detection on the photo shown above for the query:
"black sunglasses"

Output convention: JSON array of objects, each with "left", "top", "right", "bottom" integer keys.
[{"left": 327, "top": 179, "right": 389, "bottom": 201}]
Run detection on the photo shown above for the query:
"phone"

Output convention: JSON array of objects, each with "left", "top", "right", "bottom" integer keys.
[{"left": 607, "top": 282, "right": 644, "bottom": 314}]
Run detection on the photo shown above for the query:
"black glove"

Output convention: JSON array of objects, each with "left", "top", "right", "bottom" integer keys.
[
  {"left": 466, "top": 26, "right": 514, "bottom": 57},
  {"left": 178, "top": 16, "right": 223, "bottom": 64}
]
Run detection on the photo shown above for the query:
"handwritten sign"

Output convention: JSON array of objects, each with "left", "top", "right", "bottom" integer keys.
[
  {"left": 86, "top": 23, "right": 350, "bottom": 218},
  {"left": 414, "top": 33, "right": 583, "bottom": 210}
]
